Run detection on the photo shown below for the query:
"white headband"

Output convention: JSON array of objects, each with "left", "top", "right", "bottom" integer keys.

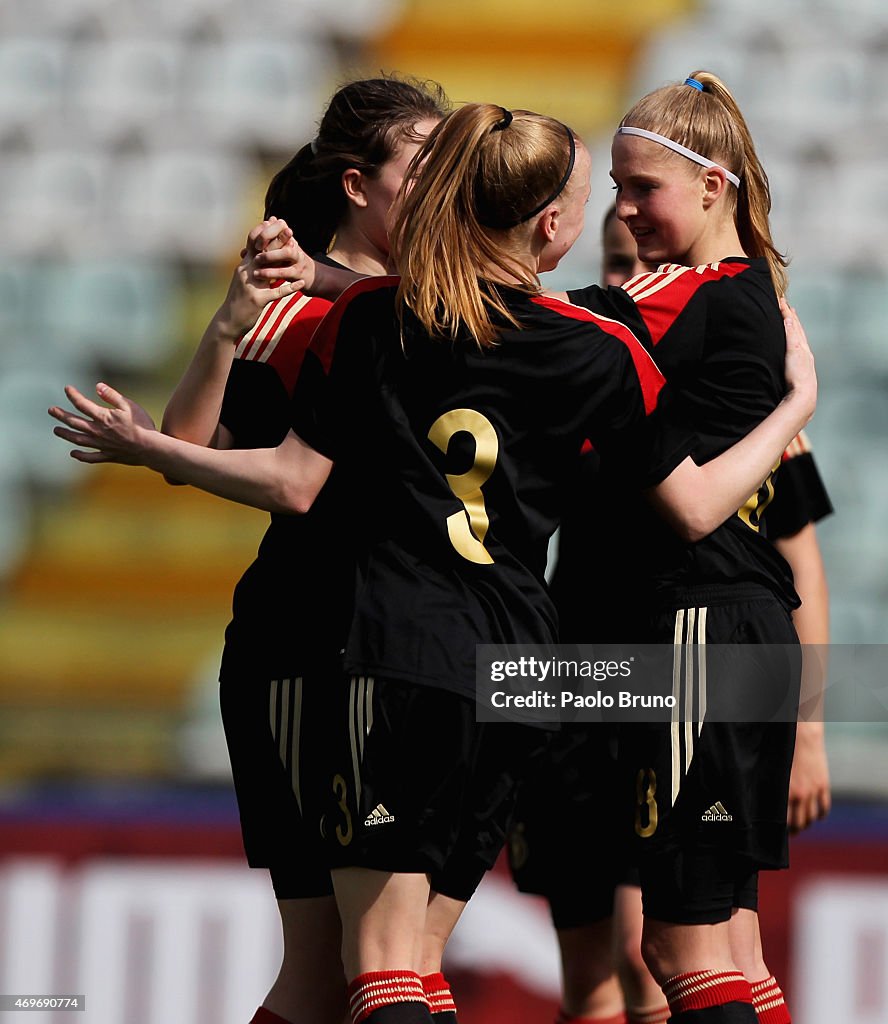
[{"left": 616, "top": 126, "right": 741, "bottom": 188}]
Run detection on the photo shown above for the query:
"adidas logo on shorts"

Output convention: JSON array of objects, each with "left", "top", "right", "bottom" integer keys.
[
  {"left": 364, "top": 803, "right": 396, "bottom": 827},
  {"left": 701, "top": 801, "right": 733, "bottom": 822}
]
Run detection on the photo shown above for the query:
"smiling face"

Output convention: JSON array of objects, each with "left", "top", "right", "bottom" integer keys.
[
  {"left": 610, "top": 132, "right": 709, "bottom": 267},
  {"left": 601, "top": 210, "right": 655, "bottom": 286}
]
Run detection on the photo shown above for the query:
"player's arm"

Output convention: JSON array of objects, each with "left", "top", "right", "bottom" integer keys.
[
  {"left": 161, "top": 219, "right": 305, "bottom": 451},
  {"left": 648, "top": 302, "right": 816, "bottom": 542},
  {"left": 50, "top": 383, "right": 331, "bottom": 515},
  {"left": 776, "top": 522, "right": 831, "bottom": 831}
]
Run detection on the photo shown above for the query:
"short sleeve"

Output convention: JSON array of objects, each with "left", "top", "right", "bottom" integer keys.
[{"left": 764, "top": 434, "right": 834, "bottom": 539}]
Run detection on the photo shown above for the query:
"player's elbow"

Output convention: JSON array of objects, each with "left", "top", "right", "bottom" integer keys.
[
  {"left": 654, "top": 501, "right": 716, "bottom": 544},
  {"left": 275, "top": 481, "right": 317, "bottom": 515},
  {"left": 676, "top": 513, "right": 711, "bottom": 544}
]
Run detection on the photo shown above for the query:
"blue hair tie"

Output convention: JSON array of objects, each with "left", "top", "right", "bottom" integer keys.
[{"left": 684, "top": 77, "right": 704, "bottom": 91}]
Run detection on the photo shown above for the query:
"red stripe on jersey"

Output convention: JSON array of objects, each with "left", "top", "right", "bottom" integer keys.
[
  {"left": 531, "top": 293, "right": 665, "bottom": 415},
  {"left": 236, "top": 293, "right": 332, "bottom": 394},
  {"left": 308, "top": 275, "right": 400, "bottom": 374},
  {"left": 242, "top": 292, "right": 283, "bottom": 346},
  {"left": 622, "top": 261, "right": 749, "bottom": 346},
  {"left": 249, "top": 292, "right": 305, "bottom": 362}
]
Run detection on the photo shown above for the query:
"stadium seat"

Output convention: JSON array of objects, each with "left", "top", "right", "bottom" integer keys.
[
  {"left": 1, "top": 149, "right": 111, "bottom": 255},
  {"left": 110, "top": 149, "right": 255, "bottom": 260},
  {"left": 299, "top": 0, "right": 404, "bottom": 40},
  {"left": 743, "top": 43, "right": 868, "bottom": 148},
  {"left": 182, "top": 39, "right": 331, "bottom": 149},
  {"left": 631, "top": 25, "right": 748, "bottom": 96},
  {"left": 66, "top": 39, "right": 184, "bottom": 146},
  {"left": 0, "top": 0, "right": 114, "bottom": 34},
  {"left": 0, "top": 366, "right": 93, "bottom": 489},
  {"left": 0, "top": 36, "right": 68, "bottom": 138},
  {"left": 36, "top": 260, "right": 182, "bottom": 370}
]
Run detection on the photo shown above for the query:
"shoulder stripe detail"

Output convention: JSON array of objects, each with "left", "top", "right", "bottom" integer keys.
[
  {"left": 627, "top": 264, "right": 697, "bottom": 303},
  {"left": 308, "top": 275, "right": 399, "bottom": 374},
  {"left": 624, "top": 264, "right": 692, "bottom": 300},
  {"left": 243, "top": 293, "right": 306, "bottom": 361},
  {"left": 621, "top": 260, "right": 749, "bottom": 346},
  {"left": 621, "top": 269, "right": 659, "bottom": 293},
  {"left": 235, "top": 294, "right": 289, "bottom": 357},
  {"left": 530, "top": 293, "right": 665, "bottom": 415},
  {"left": 256, "top": 294, "right": 314, "bottom": 363}
]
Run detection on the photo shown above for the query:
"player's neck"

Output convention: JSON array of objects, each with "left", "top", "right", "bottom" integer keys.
[
  {"left": 684, "top": 221, "right": 746, "bottom": 268},
  {"left": 327, "top": 227, "right": 390, "bottom": 277}
]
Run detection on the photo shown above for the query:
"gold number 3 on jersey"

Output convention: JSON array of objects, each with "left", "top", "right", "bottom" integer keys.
[{"left": 428, "top": 409, "right": 499, "bottom": 565}]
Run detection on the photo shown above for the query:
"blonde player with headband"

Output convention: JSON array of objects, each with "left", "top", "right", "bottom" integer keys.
[{"left": 561, "top": 72, "right": 810, "bottom": 1024}]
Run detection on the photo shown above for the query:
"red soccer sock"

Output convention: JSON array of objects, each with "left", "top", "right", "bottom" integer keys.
[
  {"left": 421, "top": 973, "right": 457, "bottom": 1020},
  {"left": 348, "top": 971, "right": 430, "bottom": 1024},
  {"left": 663, "top": 970, "right": 753, "bottom": 1016},
  {"left": 555, "top": 1012, "right": 627, "bottom": 1024},
  {"left": 750, "top": 976, "right": 791, "bottom": 1023},
  {"left": 249, "top": 1009, "right": 292, "bottom": 1024},
  {"left": 626, "top": 1004, "right": 671, "bottom": 1024}
]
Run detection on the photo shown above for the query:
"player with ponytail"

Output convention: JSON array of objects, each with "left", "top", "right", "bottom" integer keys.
[{"left": 562, "top": 72, "right": 809, "bottom": 1024}]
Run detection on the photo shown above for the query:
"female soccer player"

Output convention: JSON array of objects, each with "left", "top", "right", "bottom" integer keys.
[
  {"left": 558, "top": 71, "right": 818, "bottom": 1023},
  {"left": 157, "top": 76, "right": 446, "bottom": 1024},
  {"left": 50, "top": 101, "right": 815, "bottom": 1024},
  {"left": 513, "top": 207, "right": 832, "bottom": 1024}
]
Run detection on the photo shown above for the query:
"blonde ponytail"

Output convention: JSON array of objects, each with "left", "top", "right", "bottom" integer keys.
[{"left": 390, "top": 103, "right": 580, "bottom": 348}]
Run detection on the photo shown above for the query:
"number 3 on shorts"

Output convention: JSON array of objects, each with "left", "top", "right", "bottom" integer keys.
[
  {"left": 332, "top": 773, "right": 353, "bottom": 847},
  {"left": 635, "top": 767, "right": 658, "bottom": 838},
  {"left": 428, "top": 409, "right": 499, "bottom": 565}
]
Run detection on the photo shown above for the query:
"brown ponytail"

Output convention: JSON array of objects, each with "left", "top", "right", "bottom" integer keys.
[
  {"left": 619, "top": 71, "right": 788, "bottom": 295},
  {"left": 390, "top": 103, "right": 580, "bottom": 348}
]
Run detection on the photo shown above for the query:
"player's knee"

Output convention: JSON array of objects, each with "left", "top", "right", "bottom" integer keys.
[
  {"left": 639, "top": 929, "right": 674, "bottom": 986},
  {"left": 616, "top": 930, "right": 655, "bottom": 996}
]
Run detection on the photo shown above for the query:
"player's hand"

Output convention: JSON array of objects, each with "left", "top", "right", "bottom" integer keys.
[
  {"left": 787, "top": 720, "right": 831, "bottom": 833},
  {"left": 216, "top": 219, "right": 307, "bottom": 340},
  {"left": 238, "top": 215, "right": 292, "bottom": 259},
  {"left": 49, "top": 383, "right": 157, "bottom": 466},
  {"left": 780, "top": 297, "right": 817, "bottom": 420},
  {"left": 252, "top": 235, "right": 316, "bottom": 293}
]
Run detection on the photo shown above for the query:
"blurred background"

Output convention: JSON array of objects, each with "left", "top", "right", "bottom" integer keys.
[{"left": 0, "top": 0, "right": 886, "bottom": 1021}]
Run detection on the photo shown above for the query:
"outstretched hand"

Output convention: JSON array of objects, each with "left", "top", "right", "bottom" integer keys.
[{"left": 49, "top": 383, "right": 157, "bottom": 466}]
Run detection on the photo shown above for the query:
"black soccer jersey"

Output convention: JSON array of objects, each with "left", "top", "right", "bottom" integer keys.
[
  {"left": 217, "top": 256, "right": 354, "bottom": 679},
  {"left": 291, "top": 277, "right": 694, "bottom": 697},
  {"left": 569, "top": 257, "right": 800, "bottom": 612}
]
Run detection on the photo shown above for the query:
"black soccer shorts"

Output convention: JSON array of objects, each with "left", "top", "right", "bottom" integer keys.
[
  {"left": 220, "top": 664, "right": 340, "bottom": 899},
  {"left": 319, "top": 675, "right": 546, "bottom": 891},
  {"left": 507, "top": 722, "right": 629, "bottom": 929},
  {"left": 622, "top": 584, "right": 800, "bottom": 924}
]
